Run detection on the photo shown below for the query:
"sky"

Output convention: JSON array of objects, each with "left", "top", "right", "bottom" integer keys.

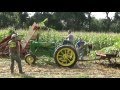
[
  {"left": 91, "top": 12, "right": 115, "bottom": 19},
  {"left": 28, "top": 12, "right": 35, "bottom": 17},
  {"left": 28, "top": 12, "right": 115, "bottom": 19}
]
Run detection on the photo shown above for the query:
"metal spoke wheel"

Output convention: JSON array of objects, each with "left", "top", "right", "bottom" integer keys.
[
  {"left": 54, "top": 45, "right": 78, "bottom": 67},
  {"left": 25, "top": 54, "right": 36, "bottom": 65}
]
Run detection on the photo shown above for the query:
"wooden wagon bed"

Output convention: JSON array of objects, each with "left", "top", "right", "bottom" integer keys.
[{"left": 96, "top": 52, "right": 117, "bottom": 64}]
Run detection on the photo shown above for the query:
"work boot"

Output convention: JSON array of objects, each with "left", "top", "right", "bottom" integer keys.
[
  {"left": 11, "top": 72, "right": 14, "bottom": 74},
  {"left": 11, "top": 70, "right": 14, "bottom": 74}
]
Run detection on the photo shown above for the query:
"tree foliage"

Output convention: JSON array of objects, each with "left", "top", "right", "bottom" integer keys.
[{"left": 1, "top": 12, "right": 120, "bottom": 33}]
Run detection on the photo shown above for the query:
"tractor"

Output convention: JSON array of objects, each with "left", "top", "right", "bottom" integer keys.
[{"left": 25, "top": 35, "right": 92, "bottom": 67}]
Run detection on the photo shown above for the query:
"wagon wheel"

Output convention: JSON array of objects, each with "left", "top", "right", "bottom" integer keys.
[
  {"left": 54, "top": 45, "right": 78, "bottom": 67},
  {"left": 25, "top": 54, "right": 36, "bottom": 65}
]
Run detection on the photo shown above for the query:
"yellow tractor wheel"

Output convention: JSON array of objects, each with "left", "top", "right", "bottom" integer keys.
[
  {"left": 54, "top": 45, "right": 78, "bottom": 67},
  {"left": 25, "top": 54, "right": 36, "bottom": 65}
]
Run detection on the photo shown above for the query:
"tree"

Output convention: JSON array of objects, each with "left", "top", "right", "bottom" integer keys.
[
  {"left": 105, "top": 12, "right": 111, "bottom": 31},
  {"left": 114, "top": 12, "right": 120, "bottom": 21},
  {"left": 0, "top": 12, "right": 20, "bottom": 28},
  {"left": 111, "top": 12, "right": 120, "bottom": 32},
  {"left": 85, "top": 12, "right": 92, "bottom": 31}
]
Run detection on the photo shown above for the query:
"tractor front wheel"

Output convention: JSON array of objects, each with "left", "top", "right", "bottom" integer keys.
[{"left": 25, "top": 54, "right": 36, "bottom": 65}]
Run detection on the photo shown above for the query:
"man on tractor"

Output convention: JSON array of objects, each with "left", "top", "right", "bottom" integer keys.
[
  {"left": 63, "top": 30, "right": 74, "bottom": 45},
  {"left": 8, "top": 34, "right": 24, "bottom": 74}
]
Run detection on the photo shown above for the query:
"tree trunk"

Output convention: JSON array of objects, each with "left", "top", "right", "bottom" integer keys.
[
  {"left": 106, "top": 12, "right": 111, "bottom": 32},
  {"left": 88, "top": 12, "right": 91, "bottom": 31}
]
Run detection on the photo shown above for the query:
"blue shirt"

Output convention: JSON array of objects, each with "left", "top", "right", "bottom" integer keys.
[{"left": 77, "top": 41, "right": 85, "bottom": 48}]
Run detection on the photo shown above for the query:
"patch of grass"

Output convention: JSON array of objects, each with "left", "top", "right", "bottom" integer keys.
[{"left": 36, "top": 56, "right": 55, "bottom": 66}]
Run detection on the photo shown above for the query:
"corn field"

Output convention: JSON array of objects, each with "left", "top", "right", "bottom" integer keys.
[{"left": 0, "top": 28, "right": 120, "bottom": 57}]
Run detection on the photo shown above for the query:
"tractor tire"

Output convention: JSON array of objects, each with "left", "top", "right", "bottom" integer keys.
[
  {"left": 25, "top": 54, "right": 36, "bottom": 65},
  {"left": 54, "top": 45, "right": 78, "bottom": 67}
]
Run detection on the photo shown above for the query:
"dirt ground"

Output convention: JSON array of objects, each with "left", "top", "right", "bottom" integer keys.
[{"left": 0, "top": 57, "right": 120, "bottom": 78}]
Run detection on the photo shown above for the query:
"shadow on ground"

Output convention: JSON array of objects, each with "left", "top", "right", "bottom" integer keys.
[
  {"left": 32, "top": 62, "right": 58, "bottom": 68},
  {"left": 32, "top": 61, "right": 93, "bottom": 70},
  {"left": 99, "top": 62, "right": 120, "bottom": 69}
]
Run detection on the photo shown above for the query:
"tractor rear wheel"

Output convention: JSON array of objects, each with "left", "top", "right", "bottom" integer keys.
[{"left": 54, "top": 45, "right": 78, "bottom": 67}]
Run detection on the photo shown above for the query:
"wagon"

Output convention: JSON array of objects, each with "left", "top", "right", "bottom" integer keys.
[
  {"left": 96, "top": 52, "right": 118, "bottom": 64},
  {"left": 0, "top": 23, "right": 40, "bottom": 59}
]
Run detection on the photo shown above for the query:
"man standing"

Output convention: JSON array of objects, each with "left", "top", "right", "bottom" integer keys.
[{"left": 8, "top": 34, "right": 24, "bottom": 74}]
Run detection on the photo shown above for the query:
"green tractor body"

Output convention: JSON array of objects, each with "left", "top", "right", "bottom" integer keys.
[
  {"left": 30, "top": 41, "right": 56, "bottom": 57},
  {"left": 25, "top": 40, "right": 92, "bottom": 67}
]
